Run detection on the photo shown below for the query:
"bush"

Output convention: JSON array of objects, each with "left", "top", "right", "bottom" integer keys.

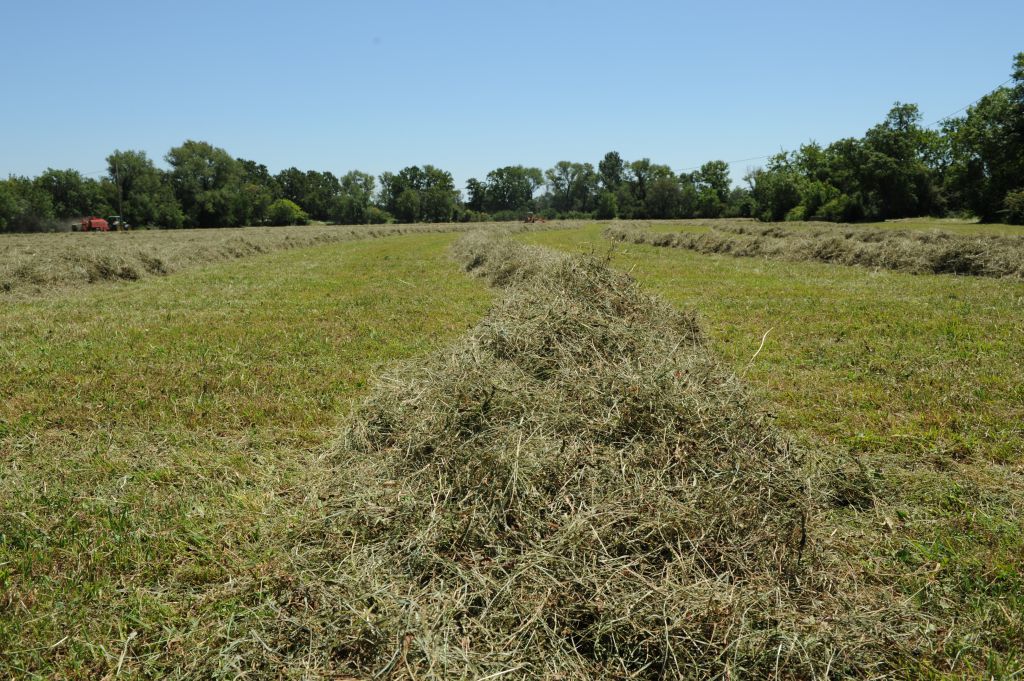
[
  {"left": 489, "top": 210, "right": 524, "bottom": 222},
  {"left": 266, "top": 199, "right": 309, "bottom": 226},
  {"left": 819, "top": 194, "right": 864, "bottom": 222},
  {"left": 364, "top": 206, "right": 391, "bottom": 224},
  {"left": 1004, "top": 189, "right": 1024, "bottom": 225},
  {"left": 785, "top": 205, "right": 807, "bottom": 221}
]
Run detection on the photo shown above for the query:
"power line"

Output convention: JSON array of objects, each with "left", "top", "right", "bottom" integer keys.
[
  {"left": 677, "top": 153, "right": 776, "bottom": 174},
  {"left": 676, "top": 77, "right": 1016, "bottom": 176},
  {"left": 923, "top": 77, "right": 1014, "bottom": 129}
]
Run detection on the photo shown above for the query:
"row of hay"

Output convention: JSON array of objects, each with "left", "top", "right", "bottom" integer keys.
[
  {"left": 0, "top": 221, "right": 586, "bottom": 297},
  {"left": 605, "top": 223, "right": 1024, "bottom": 278},
  {"left": 216, "top": 230, "right": 913, "bottom": 679}
]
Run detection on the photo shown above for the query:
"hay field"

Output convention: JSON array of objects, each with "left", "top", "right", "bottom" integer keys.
[
  {"left": 0, "top": 221, "right": 585, "bottom": 297},
  {"left": 2, "top": 221, "right": 1023, "bottom": 677},
  {"left": 525, "top": 224, "right": 1024, "bottom": 678},
  {"left": 0, "top": 231, "right": 493, "bottom": 677},
  {"left": 606, "top": 220, "right": 1024, "bottom": 278}
]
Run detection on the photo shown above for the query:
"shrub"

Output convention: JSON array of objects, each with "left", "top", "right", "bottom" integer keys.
[
  {"left": 364, "top": 206, "right": 391, "bottom": 224},
  {"left": 1004, "top": 189, "right": 1024, "bottom": 225},
  {"left": 266, "top": 199, "right": 309, "bottom": 226},
  {"left": 785, "top": 205, "right": 807, "bottom": 221}
]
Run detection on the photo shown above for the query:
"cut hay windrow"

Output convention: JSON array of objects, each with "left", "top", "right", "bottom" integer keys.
[
  {"left": 226, "top": 230, "right": 915, "bottom": 678},
  {"left": 605, "top": 222, "right": 1024, "bottom": 278},
  {"left": 0, "top": 220, "right": 585, "bottom": 297}
]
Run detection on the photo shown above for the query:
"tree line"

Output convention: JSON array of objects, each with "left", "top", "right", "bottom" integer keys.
[{"left": 2, "top": 53, "right": 1021, "bottom": 231}]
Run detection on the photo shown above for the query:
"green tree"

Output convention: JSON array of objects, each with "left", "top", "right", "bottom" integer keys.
[
  {"left": 465, "top": 178, "right": 486, "bottom": 212},
  {"left": 165, "top": 141, "right": 246, "bottom": 227},
  {"left": 595, "top": 190, "right": 618, "bottom": 219},
  {"left": 598, "top": 151, "right": 625, "bottom": 191},
  {"left": 694, "top": 160, "right": 732, "bottom": 203},
  {"left": 944, "top": 53, "right": 1024, "bottom": 221},
  {"left": 0, "top": 176, "right": 54, "bottom": 231},
  {"left": 35, "top": 169, "right": 108, "bottom": 218},
  {"left": 333, "top": 171, "right": 376, "bottom": 224},
  {"left": 482, "top": 165, "right": 543, "bottom": 213},
  {"left": 394, "top": 188, "right": 421, "bottom": 222},
  {"left": 378, "top": 165, "right": 457, "bottom": 222},
  {"left": 105, "top": 150, "right": 183, "bottom": 227},
  {"left": 545, "top": 161, "right": 598, "bottom": 213},
  {"left": 645, "top": 175, "right": 682, "bottom": 218}
]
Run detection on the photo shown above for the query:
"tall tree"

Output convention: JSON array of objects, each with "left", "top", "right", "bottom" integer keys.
[
  {"left": 166, "top": 140, "right": 247, "bottom": 227},
  {"left": 598, "top": 151, "right": 625, "bottom": 192},
  {"left": 482, "top": 165, "right": 543, "bottom": 213},
  {"left": 106, "top": 150, "right": 183, "bottom": 227},
  {"left": 944, "top": 53, "right": 1024, "bottom": 221},
  {"left": 545, "top": 161, "right": 598, "bottom": 213},
  {"left": 35, "top": 168, "right": 108, "bottom": 219}
]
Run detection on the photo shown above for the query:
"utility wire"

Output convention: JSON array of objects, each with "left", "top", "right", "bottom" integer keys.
[
  {"left": 675, "top": 77, "right": 1016, "bottom": 176},
  {"left": 923, "top": 77, "right": 1014, "bottom": 129}
]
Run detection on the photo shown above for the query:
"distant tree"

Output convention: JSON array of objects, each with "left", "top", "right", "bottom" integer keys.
[
  {"left": 165, "top": 141, "right": 247, "bottom": 227},
  {"left": 0, "top": 176, "right": 54, "bottom": 231},
  {"left": 237, "top": 158, "right": 281, "bottom": 224},
  {"left": 105, "top": 150, "right": 183, "bottom": 227},
  {"left": 394, "top": 188, "right": 421, "bottom": 222},
  {"left": 0, "top": 181, "right": 16, "bottom": 230},
  {"left": 379, "top": 165, "right": 457, "bottom": 222},
  {"left": 695, "top": 160, "right": 732, "bottom": 204},
  {"left": 595, "top": 190, "right": 618, "bottom": 219},
  {"left": 301, "top": 171, "right": 342, "bottom": 220},
  {"left": 748, "top": 154, "right": 803, "bottom": 221},
  {"left": 465, "top": 178, "right": 486, "bottom": 212},
  {"left": 34, "top": 169, "right": 108, "bottom": 218},
  {"left": 619, "top": 159, "right": 675, "bottom": 218},
  {"left": 545, "top": 161, "right": 598, "bottom": 213},
  {"left": 944, "top": 53, "right": 1024, "bottom": 221},
  {"left": 598, "top": 151, "right": 625, "bottom": 191},
  {"left": 645, "top": 176, "right": 682, "bottom": 218},
  {"left": 266, "top": 198, "right": 309, "bottom": 226},
  {"left": 482, "top": 165, "right": 543, "bottom": 213},
  {"left": 333, "top": 170, "right": 376, "bottom": 224}
]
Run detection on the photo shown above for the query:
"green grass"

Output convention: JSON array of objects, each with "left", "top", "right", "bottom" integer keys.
[
  {"left": 522, "top": 224, "right": 1024, "bottom": 677},
  {"left": 0, "top": 232, "right": 491, "bottom": 677},
  {"left": 3, "top": 221, "right": 1023, "bottom": 676}
]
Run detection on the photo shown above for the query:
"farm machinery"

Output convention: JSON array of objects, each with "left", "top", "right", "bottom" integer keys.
[{"left": 77, "top": 216, "right": 129, "bottom": 232}]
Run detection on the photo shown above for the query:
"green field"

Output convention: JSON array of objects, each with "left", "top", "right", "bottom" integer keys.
[
  {"left": 523, "top": 223, "right": 1024, "bottom": 677},
  {"left": 2, "top": 221, "right": 1023, "bottom": 677},
  {"left": 0, "top": 232, "right": 492, "bottom": 676}
]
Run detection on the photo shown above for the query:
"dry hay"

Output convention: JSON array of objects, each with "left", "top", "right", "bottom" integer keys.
[
  {"left": 214, "top": 230, "right": 917, "bottom": 679},
  {"left": 0, "top": 220, "right": 587, "bottom": 297},
  {"left": 606, "top": 222, "right": 1024, "bottom": 278}
]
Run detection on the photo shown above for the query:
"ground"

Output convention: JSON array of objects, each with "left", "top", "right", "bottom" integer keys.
[{"left": 1, "top": 220, "right": 1022, "bottom": 677}]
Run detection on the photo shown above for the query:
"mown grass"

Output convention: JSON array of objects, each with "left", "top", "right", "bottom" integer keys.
[
  {"left": 0, "top": 221, "right": 587, "bottom": 297},
  {"left": 522, "top": 224, "right": 1024, "bottom": 677},
  {"left": 0, "top": 232, "right": 492, "bottom": 677},
  {"left": 634, "top": 217, "right": 1023, "bottom": 237},
  {"left": 3, "top": 220, "right": 1022, "bottom": 677}
]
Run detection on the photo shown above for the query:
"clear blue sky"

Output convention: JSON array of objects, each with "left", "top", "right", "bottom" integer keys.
[{"left": 2, "top": 0, "right": 1021, "bottom": 187}]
